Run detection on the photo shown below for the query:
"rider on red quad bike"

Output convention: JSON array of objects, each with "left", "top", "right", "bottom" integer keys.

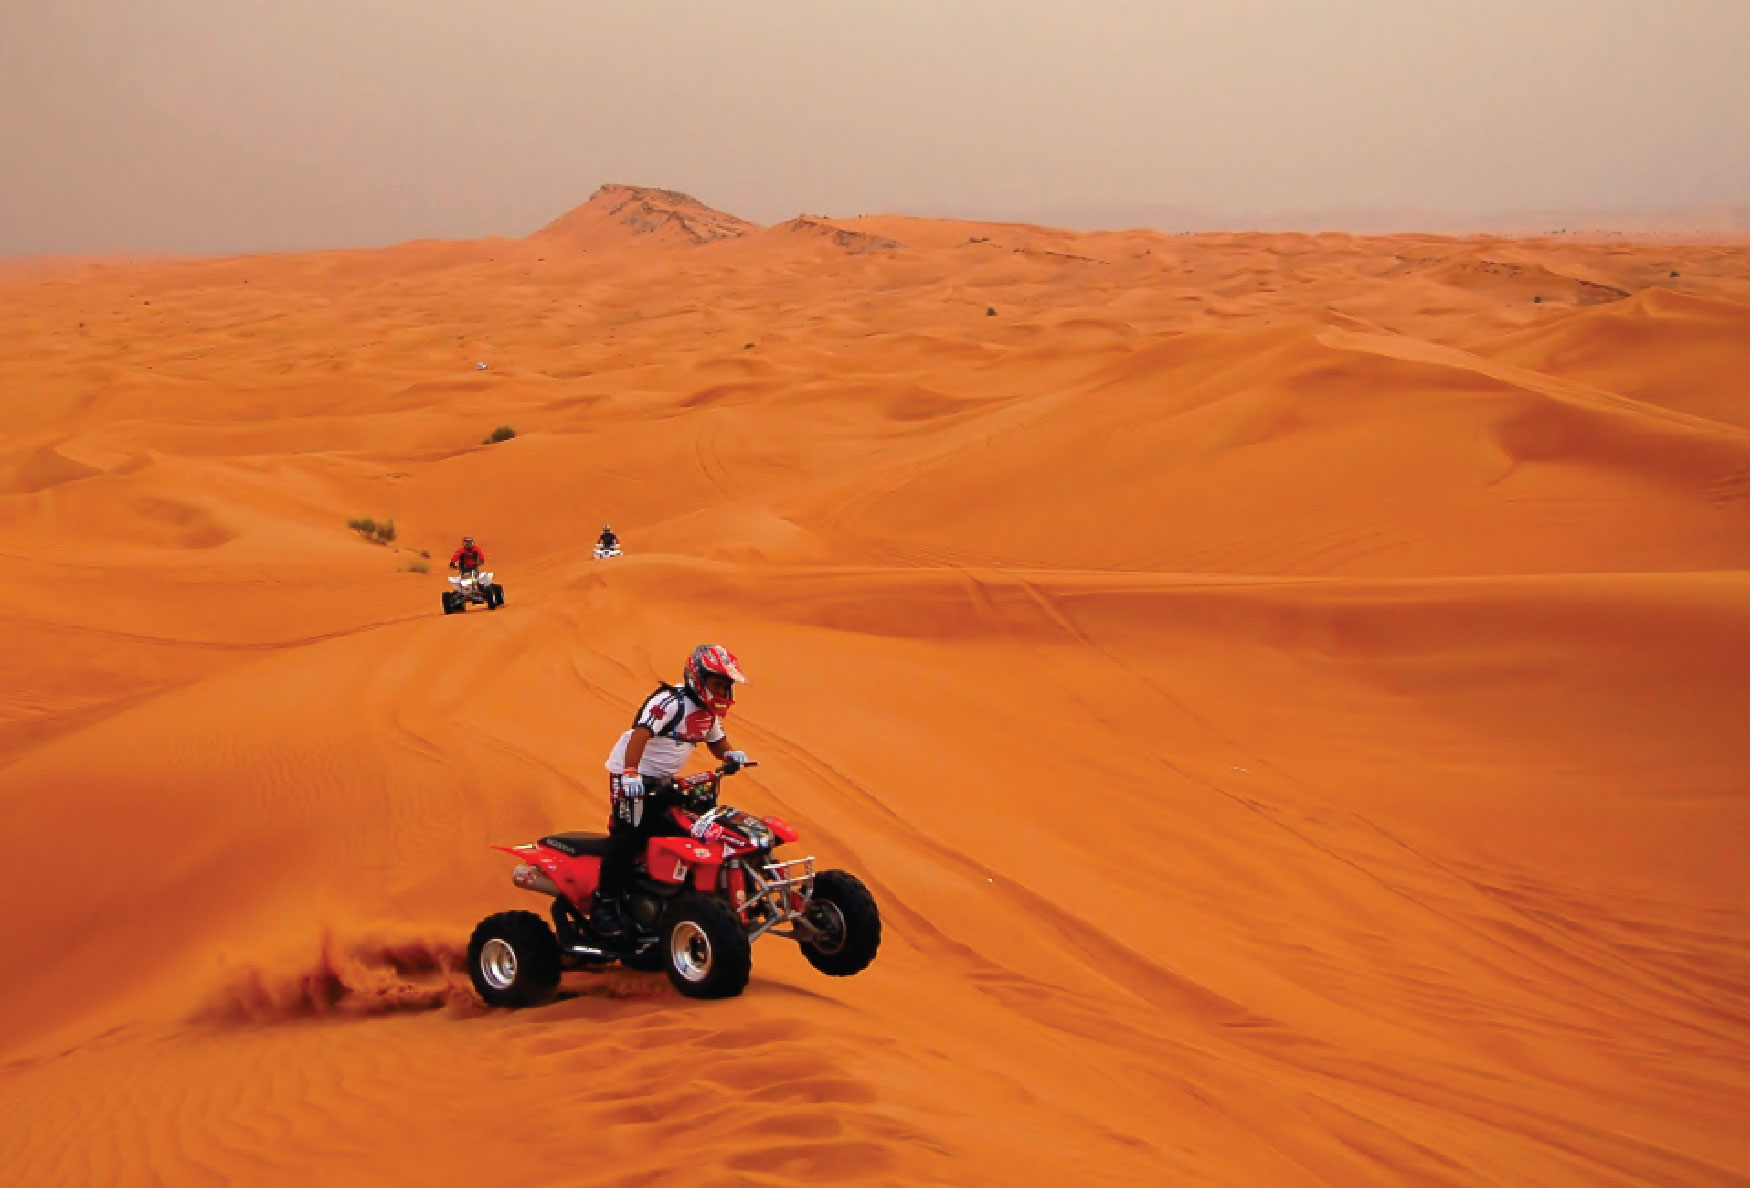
[
  {"left": 594, "top": 644, "right": 749, "bottom": 936},
  {"left": 467, "top": 645, "right": 880, "bottom": 1001}
]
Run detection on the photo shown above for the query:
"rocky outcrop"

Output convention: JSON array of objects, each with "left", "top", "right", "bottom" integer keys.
[
  {"left": 533, "top": 185, "right": 757, "bottom": 249},
  {"left": 777, "top": 217, "right": 903, "bottom": 253}
]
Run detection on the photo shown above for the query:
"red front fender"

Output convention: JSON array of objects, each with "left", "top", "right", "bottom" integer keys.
[{"left": 647, "top": 836, "right": 721, "bottom": 886}]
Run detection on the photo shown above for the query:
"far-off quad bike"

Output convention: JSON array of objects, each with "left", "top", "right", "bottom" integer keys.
[{"left": 467, "top": 762, "right": 880, "bottom": 1002}]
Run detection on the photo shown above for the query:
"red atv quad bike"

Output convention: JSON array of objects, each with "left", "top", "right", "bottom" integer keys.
[{"left": 467, "top": 762, "right": 880, "bottom": 1003}]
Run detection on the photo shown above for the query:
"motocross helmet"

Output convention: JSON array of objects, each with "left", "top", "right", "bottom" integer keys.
[
  {"left": 462, "top": 536, "right": 475, "bottom": 546},
  {"left": 684, "top": 644, "right": 746, "bottom": 714}
]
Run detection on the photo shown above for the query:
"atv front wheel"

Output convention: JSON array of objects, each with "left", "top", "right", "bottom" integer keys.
[
  {"left": 489, "top": 584, "right": 505, "bottom": 608},
  {"left": 661, "top": 895, "right": 751, "bottom": 999},
  {"left": 441, "top": 592, "right": 459, "bottom": 615},
  {"left": 468, "top": 910, "right": 562, "bottom": 1007},
  {"left": 799, "top": 870, "right": 881, "bottom": 977}
]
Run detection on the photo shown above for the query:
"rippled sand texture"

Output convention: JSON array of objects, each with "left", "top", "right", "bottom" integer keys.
[{"left": 2, "top": 186, "right": 1748, "bottom": 1186}]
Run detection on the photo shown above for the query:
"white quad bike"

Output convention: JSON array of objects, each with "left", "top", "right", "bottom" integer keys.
[
  {"left": 593, "top": 544, "right": 622, "bottom": 560},
  {"left": 443, "top": 568, "right": 504, "bottom": 614}
]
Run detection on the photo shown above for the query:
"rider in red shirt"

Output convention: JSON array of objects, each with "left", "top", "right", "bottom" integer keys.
[{"left": 449, "top": 536, "right": 485, "bottom": 572}]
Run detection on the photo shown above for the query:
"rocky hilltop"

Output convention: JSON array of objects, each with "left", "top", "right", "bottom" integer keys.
[{"left": 532, "top": 183, "right": 758, "bottom": 250}]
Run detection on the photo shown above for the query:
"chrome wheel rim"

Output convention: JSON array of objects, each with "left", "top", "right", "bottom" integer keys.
[
  {"left": 809, "top": 900, "right": 847, "bottom": 955},
  {"left": 480, "top": 938, "right": 518, "bottom": 989},
  {"left": 669, "top": 921, "right": 713, "bottom": 982}
]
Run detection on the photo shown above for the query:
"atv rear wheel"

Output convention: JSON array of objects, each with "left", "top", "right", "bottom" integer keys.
[
  {"left": 468, "top": 910, "right": 562, "bottom": 1007},
  {"left": 799, "top": 870, "right": 881, "bottom": 977},
  {"left": 490, "top": 584, "right": 505, "bottom": 608},
  {"left": 661, "top": 895, "right": 751, "bottom": 999}
]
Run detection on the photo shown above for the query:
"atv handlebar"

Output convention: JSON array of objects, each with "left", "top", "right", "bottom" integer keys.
[{"left": 664, "top": 760, "right": 757, "bottom": 812}]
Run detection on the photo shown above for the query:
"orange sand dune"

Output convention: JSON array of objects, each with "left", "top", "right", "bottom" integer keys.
[{"left": 1, "top": 186, "right": 1747, "bottom": 1186}]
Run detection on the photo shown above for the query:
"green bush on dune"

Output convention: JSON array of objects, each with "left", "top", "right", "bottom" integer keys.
[
  {"left": 348, "top": 517, "right": 397, "bottom": 544},
  {"left": 486, "top": 425, "right": 516, "bottom": 443}
]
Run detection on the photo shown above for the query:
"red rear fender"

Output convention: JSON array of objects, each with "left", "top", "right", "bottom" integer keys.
[
  {"left": 763, "top": 816, "right": 799, "bottom": 844},
  {"left": 494, "top": 842, "right": 600, "bottom": 904}
]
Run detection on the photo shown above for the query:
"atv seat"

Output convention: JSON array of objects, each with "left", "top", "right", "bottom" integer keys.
[{"left": 539, "top": 832, "right": 612, "bottom": 858}]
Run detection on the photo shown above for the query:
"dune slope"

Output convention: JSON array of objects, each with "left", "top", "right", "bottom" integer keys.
[{"left": 1, "top": 187, "right": 1747, "bottom": 1186}]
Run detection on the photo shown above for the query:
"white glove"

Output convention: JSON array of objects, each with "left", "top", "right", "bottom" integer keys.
[
  {"left": 724, "top": 750, "right": 749, "bottom": 768},
  {"left": 615, "top": 770, "right": 646, "bottom": 826}
]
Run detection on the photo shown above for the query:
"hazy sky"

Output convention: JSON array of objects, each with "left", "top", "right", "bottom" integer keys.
[{"left": 3, "top": 0, "right": 1748, "bottom": 254}]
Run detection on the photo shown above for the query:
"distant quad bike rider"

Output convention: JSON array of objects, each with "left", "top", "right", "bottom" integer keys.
[
  {"left": 450, "top": 536, "right": 485, "bottom": 574},
  {"left": 594, "top": 644, "right": 751, "bottom": 936},
  {"left": 597, "top": 524, "right": 619, "bottom": 552}
]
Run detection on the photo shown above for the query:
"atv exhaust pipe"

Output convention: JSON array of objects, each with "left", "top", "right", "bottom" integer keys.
[{"left": 512, "top": 865, "right": 561, "bottom": 897}]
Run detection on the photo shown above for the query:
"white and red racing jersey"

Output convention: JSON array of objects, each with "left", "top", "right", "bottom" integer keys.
[{"left": 603, "top": 684, "right": 725, "bottom": 779}]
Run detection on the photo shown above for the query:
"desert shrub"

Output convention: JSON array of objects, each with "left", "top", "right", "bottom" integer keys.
[
  {"left": 986, "top": 307, "right": 997, "bottom": 316},
  {"left": 405, "top": 559, "right": 430, "bottom": 574},
  {"left": 486, "top": 425, "right": 516, "bottom": 444},
  {"left": 1533, "top": 295, "right": 1543, "bottom": 304},
  {"left": 1670, "top": 270, "right": 1681, "bottom": 278},
  {"left": 347, "top": 516, "right": 396, "bottom": 544}
]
